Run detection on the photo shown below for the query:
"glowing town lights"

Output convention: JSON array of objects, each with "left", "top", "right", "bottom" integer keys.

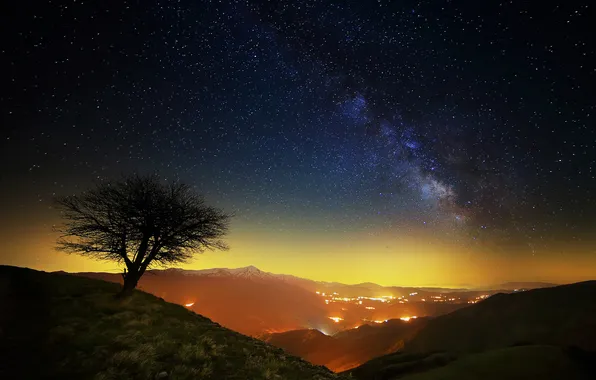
[
  {"left": 400, "top": 316, "right": 417, "bottom": 322},
  {"left": 317, "top": 289, "right": 485, "bottom": 308},
  {"left": 373, "top": 320, "right": 388, "bottom": 324},
  {"left": 184, "top": 302, "right": 195, "bottom": 307},
  {"left": 328, "top": 317, "right": 344, "bottom": 323}
]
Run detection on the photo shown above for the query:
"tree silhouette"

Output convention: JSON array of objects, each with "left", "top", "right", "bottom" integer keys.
[{"left": 55, "top": 174, "right": 231, "bottom": 296}]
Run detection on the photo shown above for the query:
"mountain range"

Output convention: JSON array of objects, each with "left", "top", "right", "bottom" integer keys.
[{"left": 66, "top": 265, "right": 542, "bottom": 337}]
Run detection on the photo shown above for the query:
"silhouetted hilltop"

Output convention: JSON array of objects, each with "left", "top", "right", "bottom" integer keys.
[
  {"left": 0, "top": 265, "right": 347, "bottom": 379},
  {"left": 405, "top": 281, "right": 596, "bottom": 353},
  {"left": 349, "top": 345, "right": 595, "bottom": 380}
]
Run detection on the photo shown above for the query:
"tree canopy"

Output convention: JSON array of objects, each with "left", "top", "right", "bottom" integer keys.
[{"left": 55, "top": 174, "right": 231, "bottom": 295}]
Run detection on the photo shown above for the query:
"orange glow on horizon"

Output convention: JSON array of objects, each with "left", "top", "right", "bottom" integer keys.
[{"left": 3, "top": 218, "right": 596, "bottom": 288}]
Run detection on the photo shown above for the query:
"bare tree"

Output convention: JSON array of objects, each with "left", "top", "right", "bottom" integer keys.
[{"left": 55, "top": 174, "right": 231, "bottom": 296}]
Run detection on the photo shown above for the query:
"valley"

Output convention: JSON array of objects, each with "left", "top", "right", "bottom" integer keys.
[
  {"left": 69, "top": 266, "right": 569, "bottom": 372},
  {"left": 72, "top": 266, "right": 529, "bottom": 337}
]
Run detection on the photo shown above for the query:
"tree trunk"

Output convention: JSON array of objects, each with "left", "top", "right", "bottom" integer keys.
[{"left": 118, "top": 271, "right": 140, "bottom": 298}]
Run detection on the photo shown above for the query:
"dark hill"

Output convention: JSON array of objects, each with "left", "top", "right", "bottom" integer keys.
[
  {"left": 346, "top": 281, "right": 596, "bottom": 380},
  {"left": 405, "top": 281, "right": 596, "bottom": 354},
  {"left": 349, "top": 345, "right": 595, "bottom": 380},
  {"left": 0, "top": 265, "right": 347, "bottom": 380},
  {"left": 400, "top": 345, "right": 594, "bottom": 380}
]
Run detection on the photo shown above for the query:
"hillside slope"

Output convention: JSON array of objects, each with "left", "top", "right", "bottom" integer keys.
[
  {"left": 405, "top": 281, "right": 596, "bottom": 354},
  {"left": 346, "top": 281, "right": 596, "bottom": 380},
  {"left": 400, "top": 345, "right": 594, "bottom": 380},
  {"left": 349, "top": 345, "right": 595, "bottom": 380},
  {"left": 0, "top": 266, "right": 346, "bottom": 380},
  {"left": 264, "top": 318, "right": 428, "bottom": 372}
]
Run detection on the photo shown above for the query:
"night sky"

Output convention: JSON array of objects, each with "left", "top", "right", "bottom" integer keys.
[{"left": 1, "top": 0, "right": 595, "bottom": 286}]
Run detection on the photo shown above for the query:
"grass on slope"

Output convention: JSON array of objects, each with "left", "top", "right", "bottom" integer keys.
[
  {"left": 0, "top": 265, "right": 346, "bottom": 380},
  {"left": 400, "top": 345, "right": 594, "bottom": 380}
]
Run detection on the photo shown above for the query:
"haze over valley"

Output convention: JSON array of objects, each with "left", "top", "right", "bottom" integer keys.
[{"left": 61, "top": 265, "right": 568, "bottom": 372}]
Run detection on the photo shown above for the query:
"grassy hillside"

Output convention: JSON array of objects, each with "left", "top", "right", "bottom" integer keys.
[
  {"left": 0, "top": 266, "right": 347, "bottom": 380},
  {"left": 405, "top": 281, "right": 596, "bottom": 354}
]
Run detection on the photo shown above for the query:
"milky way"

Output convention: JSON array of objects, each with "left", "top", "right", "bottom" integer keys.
[{"left": 2, "top": 0, "right": 595, "bottom": 259}]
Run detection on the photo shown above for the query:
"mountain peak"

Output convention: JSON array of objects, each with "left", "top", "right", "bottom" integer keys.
[{"left": 229, "top": 265, "right": 272, "bottom": 279}]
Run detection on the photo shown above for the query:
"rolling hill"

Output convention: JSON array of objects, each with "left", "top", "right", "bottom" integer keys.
[
  {"left": 348, "top": 345, "right": 596, "bottom": 380},
  {"left": 0, "top": 265, "right": 347, "bottom": 380},
  {"left": 405, "top": 280, "right": 596, "bottom": 354},
  {"left": 400, "top": 345, "right": 595, "bottom": 380},
  {"left": 346, "top": 281, "right": 596, "bottom": 380}
]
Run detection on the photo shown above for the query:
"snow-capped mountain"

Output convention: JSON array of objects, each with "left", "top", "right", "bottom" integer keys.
[
  {"left": 155, "top": 265, "right": 286, "bottom": 281},
  {"left": 152, "top": 266, "right": 323, "bottom": 290}
]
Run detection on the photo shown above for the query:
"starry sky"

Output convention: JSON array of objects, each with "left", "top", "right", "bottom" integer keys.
[{"left": 1, "top": 0, "right": 595, "bottom": 287}]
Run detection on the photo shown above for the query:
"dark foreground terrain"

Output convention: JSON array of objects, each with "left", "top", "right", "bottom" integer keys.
[
  {"left": 0, "top": 266, "right": 346, "bottom": 380},
  {"left": 2, "top": 265, "right": 596, "bottom": 380}
]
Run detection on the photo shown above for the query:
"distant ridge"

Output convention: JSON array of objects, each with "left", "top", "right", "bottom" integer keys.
[
  {"left": 487, "top": 281, "right": 558, "bottom": 290},
  {"left": 76, "top": 266, "right": 562, "bottom": 293}
]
